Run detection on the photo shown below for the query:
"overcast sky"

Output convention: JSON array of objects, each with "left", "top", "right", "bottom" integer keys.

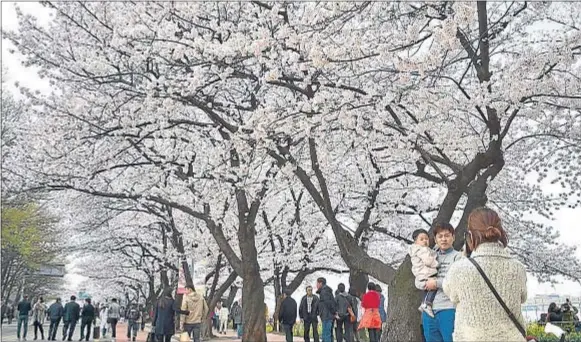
[{"left": 2, "top": 2, "right": 580, "bottom": 300}]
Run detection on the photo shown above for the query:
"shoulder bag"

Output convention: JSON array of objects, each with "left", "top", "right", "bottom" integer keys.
[{"left": 467, "top": 257, "right": 526, "bottom": 338}]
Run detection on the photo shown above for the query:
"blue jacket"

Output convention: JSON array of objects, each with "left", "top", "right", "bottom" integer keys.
[{"left": 379, "top": 294, "right": 387, "bottom": 322}]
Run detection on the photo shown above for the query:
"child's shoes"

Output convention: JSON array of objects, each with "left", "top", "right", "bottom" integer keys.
[{"left": 419, "top": 303, "right": 435, "bottom": 318}]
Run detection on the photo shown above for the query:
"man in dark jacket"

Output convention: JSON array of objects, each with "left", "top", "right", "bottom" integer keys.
[
  {"left": 278, "top": 290, "right": 297, "bottom": 342},
  {"left": 125, "top": 304, "right": 141, "bottom": 342},
  {"left": 335, "top": 283, "right": 354, "bottom": 342},
  {"left": 62, "top": 296, "right": 81, "bottom": 341},
  {"left": 79, "top": 298, "right": 95, "bottom": 342},
  {"left": 316, "top": 277, "right": 336, "bottom": 342},
  {"left": 48, "top": 298, "right": 64, "bottom": 341},
  {"left": 17, "top": 295, "right": 33, "bottom": 341},
  {"left": 299, "top": 286, "right": 320, "bottom": 342}
]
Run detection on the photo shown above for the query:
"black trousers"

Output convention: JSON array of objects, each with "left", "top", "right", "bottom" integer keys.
[
  {"left": 156, "top": 334, "right": 172, "bottom": 342},
  {"left": 62, "top": 320, "right": 77, "bottom": 341},
  {"left": 282, "top": 324, "right": 294, "bottom": 342},
  {"left": 49, "top": 318, "right": 61, "bottom": 340},
  {"left": 303, "top": 319, "right": 319, "bottom": 342},
  {"left": 336, "top": 318, "right": 353, "bottom": 342},
  {"left": 34, "top": 320, "right": 45, "bottom": 339},
  {"left": 109, "top": 318, "right": 118, "bottom": 338},
  {"left": 80, "top": 319, "right": 92, "bottom": 341},
  {"left": 368, "top": 328, "right": 380, "bottom": 342}
]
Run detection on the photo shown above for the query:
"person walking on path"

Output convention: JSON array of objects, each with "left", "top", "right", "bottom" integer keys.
[
  {"left": 17, "top": 295, "right": 33, "bottom": 341},
  {"left": 180, "top": 284, "right": 209, "bottom": 342},
  {"left": 358, "top": 283, "right": 381, "bottom": 342},
  {"left": 125, "top": 304, "right": 141, "bottom": 342},
  {"left": 98, "top": 305, "right": 108, "bottom": 339},
  {"left": 218, "top": 303, "right": 229, "bottom": 335},
  {"left": 107, "top": 299, "right": 121, "bottom": 341},
  {"left": 7, "top": 301, "right": 15, "bottom": 325},
  {"left": 443, "top": 207, "right": 527, "bottom": 342},
  {"left": 1, "top": 300, "right": 7, "bottom": 326},
  {"left": 278, "top": 290, "right": 298, "bottom": 342},
  {"left": 230, "top": 301, "right": 243, "bottom": 338},
  {"left": 153, "top": 288, "right": 190, "bottom": 342},
  {"left": 32, "top": 297, "right": 48, "bottom": 340},
  {"left": 422, "top": 223, "right": 462, "bottom": 342},
  {"left": 62, "top": 296, "right": 81, "bottom": 342},
  {"left": 375, "top": 285, "right": 387, "bottom": 340},
  {"left": 335, "top": 283, "right": 354, "bottom": 342},
  {"left": 47, "top": 298, "right": 64, "bottom": 341},
  {"left": 79, "top": 298, "right": 95, "bottom": 342},
  {"left": 316, "top": 277, "right": 336, "bottom": 342},
  {"left": 299, "top": 285, "right": 320, "bottom": 342}
]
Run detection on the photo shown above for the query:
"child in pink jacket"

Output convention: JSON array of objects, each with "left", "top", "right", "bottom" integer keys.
[{"left": 409, "top": 229, "right": 439, "bottom": 317}]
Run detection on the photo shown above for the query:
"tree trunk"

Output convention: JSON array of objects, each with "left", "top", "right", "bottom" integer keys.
[
  {"left": 349, "top": 268, "right": 369, "bottom": 297},
  {"left": 226, "top": 285, "right": 239, "bottom": 309},
  {"left": 383, "top": 257, "right": 423, "bottom": 342},
  {"left": 241, "top": 270, "right": 266, "bottom": 342},
  {"left": 273, "top": 295, "right": 283, "bottom": 332}
]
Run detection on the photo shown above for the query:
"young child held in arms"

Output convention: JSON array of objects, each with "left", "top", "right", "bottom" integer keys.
[{"left": 409, "top": 228, "right": 438, "bottom": 318}]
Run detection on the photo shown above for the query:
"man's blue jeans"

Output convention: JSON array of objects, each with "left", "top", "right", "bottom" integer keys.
[
  {"left": 422, "top": 309, "right": 455, "bottom": 342},
  {"left": 17, "top": 315, "right": 29, "bottom": 339},
  {"left": 322, "top": 319, "right": 333, "bottom": 342}
]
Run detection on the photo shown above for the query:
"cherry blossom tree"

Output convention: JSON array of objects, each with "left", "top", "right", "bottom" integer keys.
[{"left": 4, "top": 2, "right": 581, "bottom": 341}]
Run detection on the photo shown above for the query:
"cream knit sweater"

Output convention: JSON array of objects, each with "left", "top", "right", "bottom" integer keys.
[{"left": 443, "top": 242, "right": 527, "bottom": 342}]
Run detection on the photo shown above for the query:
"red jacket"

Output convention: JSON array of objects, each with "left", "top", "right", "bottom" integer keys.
[{"left": 361, "top": 290, "right": 380, "bottom": 309}]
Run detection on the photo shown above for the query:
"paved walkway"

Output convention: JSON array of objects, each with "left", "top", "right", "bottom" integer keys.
[{"left": 100, "top": 323, "right": 302, "bottom": 342}]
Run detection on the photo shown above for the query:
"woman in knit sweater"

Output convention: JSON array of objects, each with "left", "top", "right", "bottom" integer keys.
[{"left": 443, "top": 207, "right": 527, "bottom": 342}]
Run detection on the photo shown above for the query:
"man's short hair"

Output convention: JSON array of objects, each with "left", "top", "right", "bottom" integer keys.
[
  {"left": 433, "top": 222, "right": 455, "bottom": 236},
  {"left": 316, "top": 277, "right": 327, "bottom": 285},
  {"left": 375, "top": 284, "right": 382, "bottom": 293},
  {"left": 306, "top": 285, "right": 312, "bottom": 290},
  {"left": 70, "top": 295, "right": 76, "bottom": 301},
  {"left": 337, "top": 283, "right": 346, "bottom": 293},
  {"left": 111, "top": 298, "right": 117, "bottom": 302},
  {"left": 186, "top": 284, "right": 196, "bottom": 292},
  {"left": 367, "top": 282, "right": 376, "bottom": 291}
]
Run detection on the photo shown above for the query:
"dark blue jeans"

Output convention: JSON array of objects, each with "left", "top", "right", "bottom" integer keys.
[
  {"left": 17, "top": 315, "right": 29, "bottom": 339},
  {"left": 321, "top": 320, "right": 333, "bottom": 342}
]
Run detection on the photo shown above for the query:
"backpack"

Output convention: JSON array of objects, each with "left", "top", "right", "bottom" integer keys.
[{"left": 127, "top": 308, "right": 139, "bottom": 321}]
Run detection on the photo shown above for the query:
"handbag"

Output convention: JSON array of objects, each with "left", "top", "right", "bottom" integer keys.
[
  {"left": 179, "top": 331, "right": 191, "bottom": 342},
  {"left": 347, "top": 307, "right": 356, "bottom": 323},
  {"left": 468, "top": 258, "right": 527, "bottom": 338}
]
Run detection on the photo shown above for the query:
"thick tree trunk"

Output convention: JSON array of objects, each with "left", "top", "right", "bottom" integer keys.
[
  {"left": 384, "top": 257, "right": 424, "bottom": 342},
  {"left": 349, "top": 268, "right": 369, "bottom": 297},
  {"left": 241, "top": 270, "right": 266, "bottom": 342}
]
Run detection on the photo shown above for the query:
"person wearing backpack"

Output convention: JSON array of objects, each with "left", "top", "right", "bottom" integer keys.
[
  {"left": 335, "top": 283, "right": 354, "bottom": 342},
  {"left": 125, "top": 304, "right": 141, "bottom": 341}
]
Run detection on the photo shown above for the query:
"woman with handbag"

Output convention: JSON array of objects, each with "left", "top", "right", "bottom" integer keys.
[
  {"left": 152, "top": 288, "right": 190, "bottom": 342},
  {"left": 443, "top": 207, "right": 528, "bottom": 342}
]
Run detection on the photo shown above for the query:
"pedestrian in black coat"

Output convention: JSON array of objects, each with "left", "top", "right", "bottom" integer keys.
[
  {"left": 47, "top": 298, "right": 64, "bottom": 341},
  {"left": 153, "top": 289, "right": 190, "bottom": 342},
  {"left": 79, "top": 299, "right": 95, "bottom": 341},
  {"left": 62, "top": 296, "right": 81, "bottom": 341},
  {"left": 278, "top": 290, "right": 298, "bottom": 342},
  {"left": 299, "top": 286, "right": 320, "bottom": 342}
]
